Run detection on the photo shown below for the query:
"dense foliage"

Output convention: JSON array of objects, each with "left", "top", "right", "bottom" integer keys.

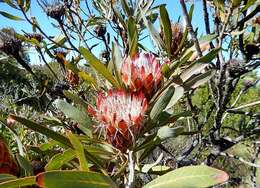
[{"left": 0, "top": 0, "right": 259, "bottom": 187}]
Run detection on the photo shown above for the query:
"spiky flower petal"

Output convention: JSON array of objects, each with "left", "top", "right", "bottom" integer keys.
[
  {"left": 88, "top": 90, "right": 148, "bottom": 152},
  {"left": 121, "top": 53, "right": 163, "bottom": 98}
]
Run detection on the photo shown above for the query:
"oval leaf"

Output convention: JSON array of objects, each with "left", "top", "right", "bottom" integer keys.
[
  {"left": 143, "top": 165, "right": 229, "bottom": 188},
  {"left": 159, "top": 5, "right": 172, "bottom": 55},
  {"left": 0, "top": 176, "right": 36, "bottom": 188},
  {"left": 150, "top": 86, "right": 175, "bottom": 121},
  {"left": 0, "top": 11, "right": 23, "bottom": 20},
  {"left": 45, "top": 149, "right": 76, "bottom": 171},
  {"left": 36, "top": 171, "right": 117, "bottom": 188},
  {"left": 0, "top": 174, "right": 16, "bottom": 183}
]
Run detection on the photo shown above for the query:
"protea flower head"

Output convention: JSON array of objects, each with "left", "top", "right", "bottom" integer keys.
[
  {"left": 0, "top": 28, "right": 38, "bottom": 80},
  {"left": 170, "top": 23, "right": 183, "bottom": 56},
  {"left": 160, "top": 22, "right": 183, "bottom": 57},
  {"left": 88, "top": 89, "right": 148, "bottom": 152},
  {"left": 0, "top": 28, "right": 22, "bottom": 57},
  {"left": 121, "top": 52, "right": 163, "bottom": 99},
  {"left": 37, "top": 0, "right": 66, "bottom": 21}
]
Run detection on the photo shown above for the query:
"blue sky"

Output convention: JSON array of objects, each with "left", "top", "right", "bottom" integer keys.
[{"left": 0, "top": 1, "right": 207, "bottom": 63}]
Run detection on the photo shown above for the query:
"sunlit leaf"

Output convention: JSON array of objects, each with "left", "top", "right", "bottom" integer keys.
[
  {"left": 79, "top": 47, "right": 120, "bottom": 88},
  {"left": 16, "top": 154, "right": 33, "bottom": 176},
  {"left": 127, "top": 17, "right": 138, "bottom": 57},
  {"left": 150, "top": 86, "right": 175, "bottom": 121},
  {"left": 36, "top": 171, "right": 117, "bottom": 188},
  {"left": 67, "top": 132, "right": 89, "bottom": 171},
  {"left": 143, "top": 165, "right": 229, "bottom": 188},
  {"left": 45, "top": 149, "right": 76, "bottom": 171},
  {"left": 54, "top": 99, "right": 92, "bottom": 137},
  {"left": 0, "top": 176, "right": 36, "bottom": 188},
  {"left": 10, "top": 115, "right": 71, "bottom": 147},
  {"left": 0, "top": 174, "right": 16, "bottom": 183},
  {"left": 159, "top": 5, "right": 172, "bottom": 55},
  {"left": 0, "top": 11, "right": 23, "bottom": 20}
]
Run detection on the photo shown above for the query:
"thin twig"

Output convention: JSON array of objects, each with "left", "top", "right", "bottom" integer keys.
[
  {"left": 228, "top": 100, "right": 260, "bottom": 111},
  {"left": 126, "top": 150, "right": 135, "bottom": 188},
  {"left": 180, "top": 0, "right": 202, "bottom": 57}
]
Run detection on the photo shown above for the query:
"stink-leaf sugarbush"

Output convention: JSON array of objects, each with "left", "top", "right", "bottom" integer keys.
[{"left": 3, "top": 0, "right": 260, "bottom": 187}]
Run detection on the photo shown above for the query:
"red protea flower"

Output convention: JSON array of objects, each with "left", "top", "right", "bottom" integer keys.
[
  {"left": 88, "top": 90, "right": 148, "bottom": 152},
  {"left": 121, "top": 52, "right": 163, "bottom": 98}
]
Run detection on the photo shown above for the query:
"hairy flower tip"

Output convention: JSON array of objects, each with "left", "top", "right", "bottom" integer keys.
[
  {"left": 38, "top": 0, "right": 66, "bottom": 21},
  {"left": 171, "top": 23, "right": 183, "bottom": 55},
  {"left": 121, "top": 53, "right": 163, "bottom": 99},
  {"left": 88, "top": 90, "right": 148, "bottom": 152},
  {"left": 0, "top": 28, "right": 22, "bottom": 57},
  {"left": 160, "top": 23, "right": 183, "bottom": 57}
]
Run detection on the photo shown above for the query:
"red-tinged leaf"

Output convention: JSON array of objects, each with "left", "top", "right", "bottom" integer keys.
[{"left": 36, "top": 171, "right": 118, "bottom": 188}]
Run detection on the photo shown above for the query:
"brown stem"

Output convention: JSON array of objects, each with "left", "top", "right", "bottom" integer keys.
[{"left": 180, "top": 0, "right": 202, "bottom": 57}]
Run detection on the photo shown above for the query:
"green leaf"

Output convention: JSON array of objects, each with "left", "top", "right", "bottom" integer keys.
[
  {"left": 49, "top": 35, "right": 67, "bottom": 49},
  {"left": 10, "top": 115, "right": 71, "bottom": 148},
  {"left": 184, "top": 69, "right": 215, "bottom": 89},
  {"left": 0, "top": 176, "right": 36, "bottom": 188},
  {"left": 149, "top": 165, "right": 171, "bottom": 175},
  {"left": 198, "top": 34, "right": 218, "bottom": 43},
  {"left": 127, "top": 17, "right": 138, "bottom": 57},
  {"left": 54, "top": 99, "right": 92, "bottom": 137},
  {"left": 189, "top": 4, "right": 194, "bottom": 20},
  {"left": 138, "top": 126, "right": 183, "bottom": 161},
  {"left": 79, "top": 47, "right": 120, "bottom": 88},
  {"left": 150, "top": 86, "right": 175, "bottom": 121},
  {"left": 16, "top": 154, "right": 34, "bottom": 176},
  {"left": 143, "top": 165, "right": 229, "bottom": 188},
  {"left": 0, "top": 117, "right": 25, "bottom": 156},
  {"left": 78, "top": 71, "right": 98, "bottom": 88},
  {"left": 213, "top": 0, "right": 225, "bottom": 12},
  {"left": 24, "top": 0, "right": 30, "bottom": 11},
  {"left": 36, "top": 171, "right": 118, "bottom": 188},
  {"left": 0, "top": 11, "right": 24, "bottom": 20},
  {"left": 121, "top": 0, "right": 131, "bottom": 16},
  {"left": 140, "top": 8, "right": 165, "bottom": 51},
  {"left": 141, "top": 153, "right": 164, "bottom": 173},
  {"left": 195, "top": 48, "right": 220, "bottom": 63},
  {"left": 112, "top": 42, "right": 123, "bottom": 86},
  {"left": 165, "top": 86, "right": 184, "bottom": 111},
  {"left": 45, "top": 149, "right": 76, "bottom": 171},
  {"left": 0, "top": 174, "right": 16, "bottom": 183},
  {"left": 157, "top": 126, "right": 184, "bottom": 140},
  {"left": 160, "top": 5, "right": 172, "bottom": 55},
  {"left": 39, "top": 140, "right": 60, "bottom": 151},
  {"left": 241, "top": 0, "right": 257, "bottom": 12},
  {"left": 63, "top": 90, "right": 88, "bottom": 107},
  {"left": 158, "top": 111, "right": 192, "bottom": 126},
  {"left": 180, "top": 63, "right": 209, "bottom": 82},
  {"left": 67, "top": 132, "right": 89, "bottom": 171}
]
